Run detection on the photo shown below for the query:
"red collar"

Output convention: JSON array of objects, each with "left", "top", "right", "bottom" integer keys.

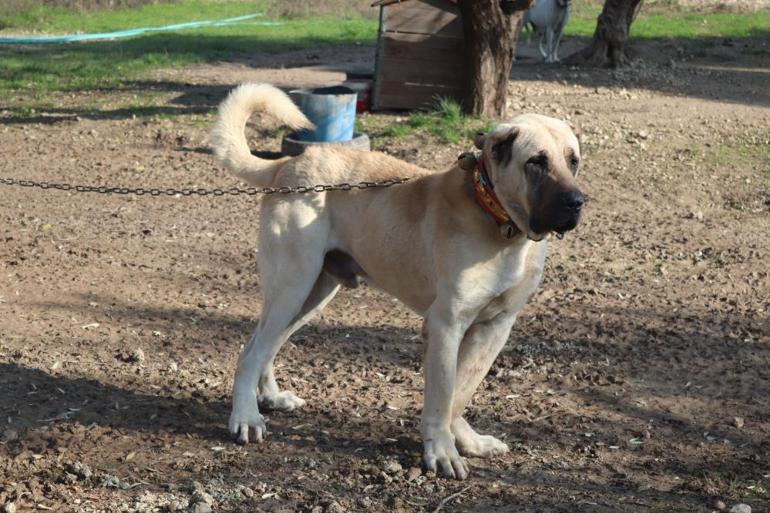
[{"left": 470, "top": 158, "right": 513, "bottom": 226}]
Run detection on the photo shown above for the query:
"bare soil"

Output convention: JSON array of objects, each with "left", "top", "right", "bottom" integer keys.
[{"left": 1, "top": 33, "right": 769, "bottom": 513}]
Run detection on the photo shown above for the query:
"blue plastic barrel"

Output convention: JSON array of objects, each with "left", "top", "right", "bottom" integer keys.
[{"left": 290, "top": 86, "right": 357, "bottom": 143}]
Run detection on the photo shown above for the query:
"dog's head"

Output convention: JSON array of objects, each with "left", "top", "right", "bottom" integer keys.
[{"left": 474, "top": 114, "right": 584, "bottom": 241}]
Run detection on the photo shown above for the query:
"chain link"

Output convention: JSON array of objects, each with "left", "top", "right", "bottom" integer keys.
[{"left": 0, "top": 176, "right": 410, "bottom": 197}]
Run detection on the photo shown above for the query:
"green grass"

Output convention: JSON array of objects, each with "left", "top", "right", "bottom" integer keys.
[
  {"left": 373, "top": 97, "right": 494, "bottom": 145},
  {"left": 565, "top": 4, "right": 770, "bottom": 39},
  {"left": 705, "top": 127, "right": 770, "bottom": 182},
  {"left": 0, "top": 0, "right": 377, "bottom": 93},
  {"left": 1, "top": 0, "right": 768, "bottom": 96}
]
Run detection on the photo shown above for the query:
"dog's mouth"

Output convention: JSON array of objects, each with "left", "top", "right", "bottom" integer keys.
[
  {"left": 553, "top": 216, "right": 579, "bottom": 234},
  {"left": 528, "top": 214, "right": 580, "bottom": 241}
]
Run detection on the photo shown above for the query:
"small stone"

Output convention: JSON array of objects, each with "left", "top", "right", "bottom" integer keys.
[
  {"left": 733, "top": 416, "right": 744, "bottom": 429},
  {"left": 168, "top": 362, "right": 178, "bottom": 372},
  {"left": 241, "top": 487, "right": 254, "bottom": 498},
  {"left": 190, "top": 490, "right": 214, "bottom": 506},
  {"left": 165, "top": 500, "right": 185, "bottom": 512},
  {"left": 3, "top": 503, "right": 17, "bottom": 513},
  {"left": 190, "top": 503, "right": 212, "bottom": 513},
  {"left": 130, "top": 348, "right": 145, "bottom": 363},
  {"left": 729, "top": 504, "right": 751, "bottom": 513},
  {"left": 713, "top": 499, "right": 726, "bottom": 510},
  {"left": 407, "top": 467, "right": 422, "bottom": 482},
  {"left": 67, "top": 461, "right": 93, "bottom": 480},
  {"left": 2, "top": 429, "right": 18, "bottom": 443},
  {"left": 324, "top": 500, "right": 344, "bottom": 513},
  {"left": 102, "top": 474, "right": 121, "bottom": 488},
  {"left": 382, "top": 460, "right": 402, "bottom": 474}
]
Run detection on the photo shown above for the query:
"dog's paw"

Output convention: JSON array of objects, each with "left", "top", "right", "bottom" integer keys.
[
  {"left": 229, "top": 401, "right": 267, "bottom": 444},
  {"left": 452, "top": 417, "right": 509, "bottom": 458},
  {"left": 258, "top": 390, "right": 306, "bottom": 412},
  {"left": 456, "top": 433, "right": 509, "bottom": 458},
  {"left": 422, "top": 433, "right": 469, "bottom": 480}
]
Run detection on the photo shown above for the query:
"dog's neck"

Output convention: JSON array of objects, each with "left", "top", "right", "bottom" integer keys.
[{"left": 462, "top": 155, "right": 522, "bottom": 240}]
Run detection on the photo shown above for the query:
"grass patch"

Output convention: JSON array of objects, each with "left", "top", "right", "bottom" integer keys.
[
  {"left": 374, "top": 97, "right": 494, "bottom": 145},
  {"left": 704, "top": 128, "right": 770, "bottom": 182},
  {"left": 564, "top": 4, "right": 770, "bottom": 38},
  {"left": 0, "top": 0, "right": 377, "bottom": 94},
  {"left": 2, "top": 0, "right": 768, "bottom": 96}
]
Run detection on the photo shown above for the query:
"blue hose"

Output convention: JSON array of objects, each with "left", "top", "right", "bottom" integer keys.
[{"left": 0, "top": 13, "right": 281, "bottom": 44}]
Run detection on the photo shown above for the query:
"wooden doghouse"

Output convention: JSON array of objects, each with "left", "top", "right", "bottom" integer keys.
[
  {"left": 371, "top": 0, "right": 530, "bottom": 111},
  {"left": 371, "top": 0, "right": 465, "bottom": 111}
]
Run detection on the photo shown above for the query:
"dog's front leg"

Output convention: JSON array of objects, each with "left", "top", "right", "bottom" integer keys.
[
  {"left": 451, "top": 312, "right": 518, "bottom": 457},
  {"left": 421, "top": 308, "right": 470, "bottom": 480}
]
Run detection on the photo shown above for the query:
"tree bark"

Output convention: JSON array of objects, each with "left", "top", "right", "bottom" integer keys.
[
  {"left": 458, "top": 0, "right": 529, "bottom": 118},
  {"left": 567, "top": 0, "right": 644, "bottom": 67}
]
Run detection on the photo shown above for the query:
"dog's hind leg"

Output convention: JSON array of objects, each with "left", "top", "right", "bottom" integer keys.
[
  {"left": 229, "top": 243, "right": 328, "bottom": 444},
  {"left": 553, "top": 23, "right": 566, "bottom": 62},
  {"left": 539, "top": 32, "right": 549, "bottom": 60},
  {"left": 258, "top": 272, "right": 340, "bottom": 412},
  {"left": 544, "top": 28, "right": 556, "bottom": 63},
  {"left": 449, "top": 312, "right": 517, "bottom": 458}
]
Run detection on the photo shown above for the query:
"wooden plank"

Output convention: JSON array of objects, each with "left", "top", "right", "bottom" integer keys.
[
  {"left": 383, "top": 0, "right": 462, "bottom": 37},
  {"left": 382, "top": 31, "right": 464, "bottom": 46},
  {"left": 376, "top": 92, "right": 463, "bottom": 110},
  {"left": 374, "top": 0, "right": 458, "bottom": 6},
  {"left": 384, "top": 0, "right": 460, "bottom": 17},
  {"left": 373, "top": 5, "right": 387, "bottom": 118},
  {"left": 378, "top": 56, "right": 464, "bottom": 84},
  {"left": 375, "top": 81, "right": 463, "bottom": 110},
  {"left": 381, "top": 33, "right": 464, "bottom": 61},
  {"left": 377, "top": 80, "right": 463, "bottom": 95}
]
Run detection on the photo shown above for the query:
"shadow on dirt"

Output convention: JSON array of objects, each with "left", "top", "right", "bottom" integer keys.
[
  {"left": 0, "top": 82, "right": 291, "bottom": 124},
  {"left": 0, "top": 361, "right": 227, "bottom": 435},
  {"left": 2, "top": 295, "right": 768, "bottom": 510},
  {"left": 8, "top": 292, "right": 769, "bottom": 429},
  {"left": 513, "top": 35, "right": 770, "bottom": 108}
]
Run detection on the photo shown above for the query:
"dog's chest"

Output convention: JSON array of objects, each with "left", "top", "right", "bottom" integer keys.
[{"left": 468, "top": 240, "right": 547, "bottom": 320}]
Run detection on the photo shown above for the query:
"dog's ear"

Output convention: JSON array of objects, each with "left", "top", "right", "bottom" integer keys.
[
  {"left": 490, "top": 128, "right": 519, "bottom": 166},
  {"left": 473, "top": 132, "right": 486, "bottom": 150},
  {"left": 570, "top": 123, "right": 581, "bottom": 139},
  {"left": 569, "top": 123, "right": 582, "bottom": 147}
]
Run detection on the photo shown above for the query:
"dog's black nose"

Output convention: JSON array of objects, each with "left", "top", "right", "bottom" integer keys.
[{"left": 561, "top": 191, "right": 585, "bottom": 211}]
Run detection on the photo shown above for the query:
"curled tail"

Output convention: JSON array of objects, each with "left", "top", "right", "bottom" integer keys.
[{"left": 210, "top": 83, "right": 313, "bottom": 187}]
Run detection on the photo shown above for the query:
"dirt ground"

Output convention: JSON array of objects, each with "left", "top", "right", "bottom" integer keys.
[{"left": 1, "top": 32, "right": 769, "bottom": 513}]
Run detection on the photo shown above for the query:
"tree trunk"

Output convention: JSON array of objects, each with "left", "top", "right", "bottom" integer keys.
[
  {"left": 567, "top": 0, "right": 644, "bottom": 67},
  {"left": 458, "top": 0, "right": 529, "bottom": 118}
]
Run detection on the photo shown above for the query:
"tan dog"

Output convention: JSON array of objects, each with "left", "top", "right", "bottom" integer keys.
[{"left": 210, "top": 83, "right": 584, "bottom": 480}]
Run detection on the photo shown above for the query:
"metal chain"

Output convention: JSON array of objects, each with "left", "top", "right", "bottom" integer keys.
[{"left": 0, "top": 176, "right": 410, "bottom": 197}]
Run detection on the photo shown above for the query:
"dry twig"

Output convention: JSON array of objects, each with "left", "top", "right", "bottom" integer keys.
[{"left": 432, "top": 485, "right": 472, "bottom": 513}]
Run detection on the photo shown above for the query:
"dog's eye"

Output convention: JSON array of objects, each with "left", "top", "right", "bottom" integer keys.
[
  {"left": 525, "top": 155, "right": 546, "bottom": 178},
  {"left": 569, "top": 156, "right": 580, "bottom": 174},
  {"left": 526, "top": 155, "right": 546, "bottom": 167}
]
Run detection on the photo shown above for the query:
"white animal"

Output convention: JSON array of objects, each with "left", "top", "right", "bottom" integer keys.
[
  {"left": 210, "top": 83, "right": 585, "bottom": 480},
  {"left": 523, "top": 0, "right": 572, "bottom": 63}
]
